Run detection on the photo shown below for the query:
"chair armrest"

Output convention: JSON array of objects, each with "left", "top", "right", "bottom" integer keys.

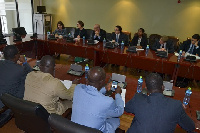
[
  {"left": 62, "top": 108, "right": 72, "bottom": 120},
  {"left": 0, "top": 106, "right": 8, "bottom": 114}
]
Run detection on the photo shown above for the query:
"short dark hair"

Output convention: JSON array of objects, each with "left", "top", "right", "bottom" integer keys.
[
  {"left": 78, "top": 20, "right": 84, "bottom": 27},
  {"left": 57, "top": 21, "right": 64, "bottom": 29},
  {"left": 116, "top": 25, "right": 122, "bottom": 33},
  {"left": 139, "top": 28, "right": 145, "bottom": 33},
  {"left": 3, "top": 45, "right": 19, "bottom": 60},
  {"left": 192, "top": 34, "right": 200, "bottom": 40},
  {"left": 145, "top": 73, "right": 163, "bottom": 92}
]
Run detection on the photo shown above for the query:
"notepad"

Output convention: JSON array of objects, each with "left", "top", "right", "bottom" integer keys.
[
  {"left": 60, "top": 80, "right": 72, "bottom": 89},
  {"left": 121, "top": 88, "right": 126, "bottom": 107}
]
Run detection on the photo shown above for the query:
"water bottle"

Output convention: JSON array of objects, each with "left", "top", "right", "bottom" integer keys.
[
  {"left": 177, "top": 50, "right": 182, "bottom": 62},
  {"left": 83, "top": 36, "right": 85, "bottom": 45},
  {"left": 145, "top": 45, "right": 149, "bottom": 56},
  {"left": 0, "top": 51, "right": 3, "bottom": 60},
  {"left": 68, "top": 33, "right": 71, "bottom": 38},
  {"left": 103, "top": 38, "right": 106, "bottom": 47},
  {"left": 183, "top": 87, "right": 192, "bottom": 106},
  {"left": 121, "top": 41, "right": 124, "bottom": 49},
  {"left": 137, "top": 76, "right": 143, "bottom": 93},
  {"left": 85, "top": 64, "right": 89, "bottom": 79}
]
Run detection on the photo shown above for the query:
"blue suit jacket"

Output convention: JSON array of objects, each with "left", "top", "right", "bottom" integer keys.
[
  {"left": 125, "top": 93, "right": 195, "bottom": 133},
  {"left": 71, "top": 84, "right": 124, "bottom": 132},
  {"left": 0, "top": 60, "right": 32, "bottom": 109}
]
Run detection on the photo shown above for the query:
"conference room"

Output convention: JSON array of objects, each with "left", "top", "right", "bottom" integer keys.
[{"left": 0, "top": 0, "right": 200, "bottom": 133}]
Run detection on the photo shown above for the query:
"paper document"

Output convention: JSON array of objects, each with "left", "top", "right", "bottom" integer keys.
[
  {"left": 60, "top": 80, "right": 72, "bottom": 89},
  {"left": 121, "top": 88, "right": 126, "bottom": 107}
]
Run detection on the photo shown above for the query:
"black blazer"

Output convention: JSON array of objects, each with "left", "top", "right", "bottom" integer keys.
[
  {"left": 151, "top": 39, "right": 174, "bottom": 53},
  {"left": 74, "top": 28, "right": 87, "bottom": 39},
  {"left": 111, "top": 32, "right": 129, "bottom": 46},
  {"left": 125, "top": 93, "right": 195, "bottom": 133},
  {"left": 179, "top": 39, "right": 200, "bottom": 55},
  {"left": 0, "top": 60, "right": 32, "bottom": 109},
  {"left": 130, "top": 35, "right": 148, "bottom": 49},
  {"left": 92, "top": 29, "right": 106, "bottom": 42}
]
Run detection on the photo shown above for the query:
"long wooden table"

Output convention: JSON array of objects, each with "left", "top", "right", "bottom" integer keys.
[
  {"left": 1, "top": 35, "right": 200, "bottom": 81},
  {"left": 40, "top": 61, "right": 200, "bottom": 131}
]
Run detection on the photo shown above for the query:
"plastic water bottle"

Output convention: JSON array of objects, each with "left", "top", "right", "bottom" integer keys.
[
  {"left": 177, "top": 50, "right": 182, "bottom": 62},
  {"left": 83, "top": 36, "right": 85, "bottom": 45},
  {"left": 145, "top": 45, "right": 149, "bottom": 56},
  {"left": 103, "top": 38, "right": 106, "bottom": 47},
  {"left": 137, "top": 76, "right": 143, "bottom": 93},
  {"left": 85, "top": 64, "right": 89, "bottom": 79},
  {"left": 183, "top": 87, "right": 192, "bottom": 106},
  {"left": 121, "top": 41, "right": 124, "bottom": 49},
  {"left": 68, "top": 33, "right": 71, "bottom": 38}
]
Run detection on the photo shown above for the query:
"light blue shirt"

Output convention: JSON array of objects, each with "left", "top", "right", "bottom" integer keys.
[{"left": 71, "top": 84, "right": 124, "bottom": 133}]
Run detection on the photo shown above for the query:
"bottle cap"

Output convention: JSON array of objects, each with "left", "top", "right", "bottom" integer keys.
[
  {"left": 140, "top": 76, "right": 142, "bottom": 79},
  {"left": 180, "top": 50, "right": 182, "bottom": 52},
  {"left": 86, "top": 64, "right": 88, "bottom": 66},
  {"left": 147, "top": 45, "right": 149, "bottom": 47},
  {"left": 188, "top": 87, "right": 191, "bottom": 90}
]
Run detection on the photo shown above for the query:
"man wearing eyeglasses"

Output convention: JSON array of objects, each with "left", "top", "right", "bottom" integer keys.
[
  {"left": 179, "top": 34, "right": 200, "bottom": 56},
  {"left": 111, "top": 25, "right": 128, "bottom": 46},
  {"left": 92, "top": 24, "right": 106, "bottom": 42},
  {"left": 71, "top": 66, "right": 124, "bottom": 133}
]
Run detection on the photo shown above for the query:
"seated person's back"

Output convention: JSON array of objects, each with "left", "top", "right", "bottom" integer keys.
[
  {"left": 125, "top": 73, "right": 195, "bottom": 133},
  {"left": 71, "top": 67, "right": 124, "bottom": 133},
  {"left": 0, "top": 45, "right": 32, "bottom": 109},
  {"left": 24, "top": 55, "right": 75, "bottom": 115}
]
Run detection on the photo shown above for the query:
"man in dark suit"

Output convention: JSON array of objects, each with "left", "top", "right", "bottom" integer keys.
[
  {"left": 92, "top": 24, "right": 106, "bottom": 42},
  {"left": 130, "top": 28, "right": 148, "bottom": 49},
  {"left": 152, "top": 35, "right": 174, "bottom": 53},
  {"left": 111, "top": 25, "right": 128, "bottom": 46},
  {"left": 179, "top": 34, "right": 200, "bottom": 56},
  {"left": 0, "top": 45, "right": 32, "bottom": 110},
  {"left": 125, "top": 73, "right": 195, "bottom": 133}
]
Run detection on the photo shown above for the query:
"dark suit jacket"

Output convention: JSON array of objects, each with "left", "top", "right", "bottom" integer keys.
[
  {"left": 151, "top": 39, "right": 174, "bottom": 53},
  {"left": 130, "top": 35, "right": 148, "bottom": 49},
  {"left": 74, "top": 28, "right": 87, "bottom": 39},
  {"left": 92, "top": 29, "right": 106, "bottom": 42},
  {"left": 179, "top": 39, "right": 200, "bottom": 55},
  {"left": 125, "top": 93, "right": 195, "bottom": 133},
  {"left": 0, "top": 60, "right": 32, "bottom": 109},
  {"left": 111, "top": 32, "right": 129, "bottom": 46}
]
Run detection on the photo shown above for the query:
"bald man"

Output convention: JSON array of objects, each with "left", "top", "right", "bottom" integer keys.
[
  {"left": 92, "top": 24, "right": 106, "bottom": 42},
  {"left": 24, "top": 55, "right": 76, "bottom": 115},
  {"left": 71, "top": 66, "right": 124, "bottom": 133}
]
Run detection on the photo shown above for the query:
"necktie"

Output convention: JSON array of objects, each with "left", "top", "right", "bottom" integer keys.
[
  {"left": 189, "top": 45, "right": 194, "bottom": 54},
  {"left": 116, "top": 34, "right": 119, "bottom": 42}
]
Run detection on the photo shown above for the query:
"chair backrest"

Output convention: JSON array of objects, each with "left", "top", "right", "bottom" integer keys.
[
  {"left": 65, "top": 27, "right": 76, "bottom": 37},
  {"left": 168, "top": 36, "right": 180, "bottom": 52},
  {"left": 106, "top": 33, "right": 112, "bottom": 41},
  {"left": 48, "top": 113, "right": 102, "bottom": 133},
  {"left": 0, "top": 93, "right": 50, "bottom": 133},
  {"left": 149, "top": 34, "right": 162, "bottom": 47},
  {"left": 122, "top": 31, "right": 131, "bottom": 42},
  {"left": 85, "top": 29, "right": 93, "bottom": 39}
]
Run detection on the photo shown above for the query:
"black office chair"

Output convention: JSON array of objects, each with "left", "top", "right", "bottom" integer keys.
[
  {"left": 0, "top": 93, "right": 51, "bottom": 133},
  {"left": 65, "top": 27, "right": 76, "bottom": 37},
  {"left": 106, "top": 33, "right": 112, "bottom": 41},
  {"left": 0, "top": 106, "right": 13, "bottom": 128},
  {"left": 85, "top": 29, "right": 93, "bottom": 39},
  {"left": 48, "top": 113, "right": 102, "bottom": 133}
]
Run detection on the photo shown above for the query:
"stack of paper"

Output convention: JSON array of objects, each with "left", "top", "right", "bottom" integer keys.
[
  {"left": 121, "top": 88, "right": 126, "bottom": 107},
  {"left": 60, "top": 80, "right": 72, "bottom": 89}
]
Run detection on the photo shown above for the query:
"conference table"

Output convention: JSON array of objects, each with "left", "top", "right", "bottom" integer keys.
[
  {"left": 24, "top": 58, "right": 200, "bottom": 132},
  {"left": 1, "top": 34, "right": 200, "bottom": 81}
]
